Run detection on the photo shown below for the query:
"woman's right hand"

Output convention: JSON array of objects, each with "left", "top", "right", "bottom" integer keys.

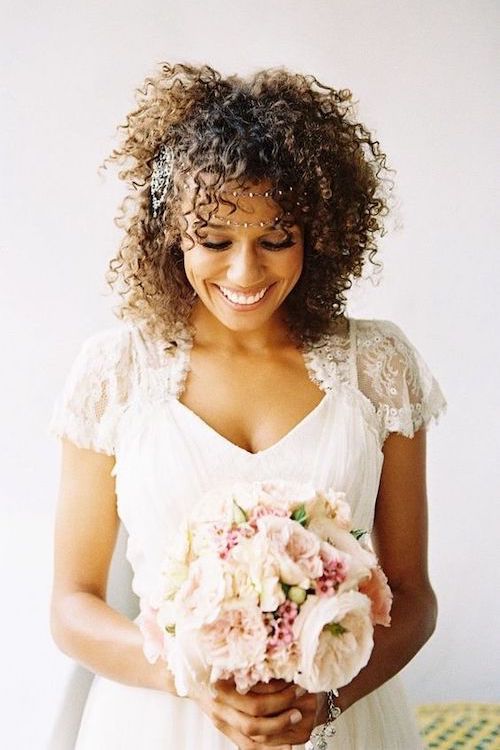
[{"left": 191, "top": 678, "right": 303, "bottom": 749}]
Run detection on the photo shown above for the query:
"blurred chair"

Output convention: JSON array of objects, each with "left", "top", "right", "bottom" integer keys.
[{"left": 417, "top": 702, "right": 500, "bottom": 749}]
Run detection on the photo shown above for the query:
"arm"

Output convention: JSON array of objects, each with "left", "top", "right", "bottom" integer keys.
[
  {"left": 334, "top": 427, "right": 438, "bottom": 713},
  {"left": 50, "top": 438, "right": 176, "bottom": 693}
]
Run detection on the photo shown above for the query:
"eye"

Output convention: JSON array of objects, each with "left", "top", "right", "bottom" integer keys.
[
  {"left": 200, "top": 240, "right": 231, "bottom": 251},
  {"left": 261, "top": 239, "right": 295, "bottom": 251}
]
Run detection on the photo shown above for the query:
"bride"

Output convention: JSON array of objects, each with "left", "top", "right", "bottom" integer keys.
[{"left": 49, "top": 62, "right": 445, "bottom": 749}]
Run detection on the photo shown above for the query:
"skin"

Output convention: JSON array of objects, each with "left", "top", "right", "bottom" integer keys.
[{"left": 51, "top": 178, "right": 437, "bottom": 750}]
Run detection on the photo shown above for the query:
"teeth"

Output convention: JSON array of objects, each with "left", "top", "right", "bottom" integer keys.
[{"left": 218, "top": 285, "right": 269, "bottom": 305}]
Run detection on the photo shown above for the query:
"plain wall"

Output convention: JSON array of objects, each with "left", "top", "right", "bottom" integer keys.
[{"left": 1, "top": 1, "right": 499, "bottom": 747}]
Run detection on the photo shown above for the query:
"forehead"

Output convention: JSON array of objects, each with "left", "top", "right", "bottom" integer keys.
[{"left": 179, "top": 175, "right": 288, "bottom": 226}]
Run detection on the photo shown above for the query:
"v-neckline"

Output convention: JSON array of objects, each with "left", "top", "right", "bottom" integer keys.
[
  {"left": 167, "top": 327, "right": 334, "bottom": 457},
  {"left": 172, "top": 390, "right": 331, "bottom": 457}
]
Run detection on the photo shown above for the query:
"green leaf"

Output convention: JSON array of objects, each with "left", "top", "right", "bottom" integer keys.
[
  {"left": 232, "top": 499, "right": 248, "bottom": 524},
  {"left": 281, "top": 583, "right": 291, "bottom": 597},
  {"left": 350, "top": 528, "right": 367, "bottom": 541},
  {"left": 291, "top": 504, "right": 308, "bottom": 526},
  {"left": 324, "top": 621, "right": 348, "bottom": 637}
]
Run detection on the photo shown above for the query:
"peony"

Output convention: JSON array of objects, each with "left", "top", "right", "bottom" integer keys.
[
  {"left": 293, "top": 591, "right": 374, "bottom": 692},
  {"left": 201, "top": 598, "right": 269, "bottom": 693},
  {"left": 359, "top": 566, "right": 393, "bottom": 626}
]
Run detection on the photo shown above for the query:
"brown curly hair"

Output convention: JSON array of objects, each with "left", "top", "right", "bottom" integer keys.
[{"left": 105, "top": 62, "right": 391, "bottom": 347}]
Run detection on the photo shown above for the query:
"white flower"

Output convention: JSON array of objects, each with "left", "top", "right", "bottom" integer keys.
[
  {"left": 166, "top": 623, "right": 212, "bottom": 698},
  {"left": 176, "top": 555, "right": 227, "bottom": 628},
  {"left": 293, "top": 591, "right": 374, "bottom": 693},
  {"left": 231, "top": 533, "right": 284, "bottom": 611},
  {"left": 308, "top": 516, "right": 377, "bottom": 570},
  {"left": 257, "top": 515, "right": 323, "bottom": 589},
  {"left": 307, "top": 489, "right": 353, "bottom": 530}
]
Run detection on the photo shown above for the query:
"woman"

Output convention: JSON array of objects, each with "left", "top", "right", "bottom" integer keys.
[{"left": 49, "top": 63, "right": 446, "bottom": 749}]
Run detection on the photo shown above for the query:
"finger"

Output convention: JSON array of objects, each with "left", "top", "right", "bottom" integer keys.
[
  {"left": 217, "top": 681, "right": 299, "bottom": 717},
  {"left": 249, "top": 679, "right": 290, "bottom": 694},
  {"left": 244, "top": 706, "right": 304, "bottom": 739}
]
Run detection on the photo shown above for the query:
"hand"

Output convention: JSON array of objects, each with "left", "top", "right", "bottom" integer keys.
[{"left": 191, "top": 678, "right": 318, "bottom": 749}]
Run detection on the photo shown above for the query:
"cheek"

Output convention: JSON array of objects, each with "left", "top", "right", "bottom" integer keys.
[{"left": 183, "top": 251, "right": 220, "bottom": 288}]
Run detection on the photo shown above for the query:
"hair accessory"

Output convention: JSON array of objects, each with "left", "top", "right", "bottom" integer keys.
[
  {"left": 151, "top": 144, "right": 175, "bottom": 218},
  {"left": 183, "top": 184, "right": 303, "bottom": 199},
  {"left": 212, "top": 212, "right": 285, "bottom": 228},
  {"left": 310, "top": 691, "right": 342, "bottom": 750}
]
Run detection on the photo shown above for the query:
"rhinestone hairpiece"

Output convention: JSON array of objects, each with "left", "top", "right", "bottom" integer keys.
[{"left": 151, "top": 144, "right": 175, "bottom": 218}]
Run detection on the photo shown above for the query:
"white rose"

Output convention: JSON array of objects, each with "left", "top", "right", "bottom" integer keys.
[{"left": 293, "top": 591, "right": 374, "bottom": 693}]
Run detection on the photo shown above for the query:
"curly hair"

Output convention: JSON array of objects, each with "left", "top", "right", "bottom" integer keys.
[{"left": 105, "top": 62, "right": 391, "bottom": 347}]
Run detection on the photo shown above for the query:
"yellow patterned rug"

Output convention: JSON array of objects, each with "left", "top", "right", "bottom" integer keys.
[{"left": 417, "top": 703, "right": 500, "bottom": 749}]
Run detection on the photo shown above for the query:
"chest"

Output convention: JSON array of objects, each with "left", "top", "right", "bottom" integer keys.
[{"left": 178, "top": 346, "right": 326, "bottom": 454}]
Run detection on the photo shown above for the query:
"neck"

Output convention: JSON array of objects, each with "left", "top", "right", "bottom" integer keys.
[{"left": 188, "top": 300, "right": 294, "bottom": 354}]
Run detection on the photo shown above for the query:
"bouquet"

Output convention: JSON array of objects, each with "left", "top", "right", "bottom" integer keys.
[{"left": 139, "top": 480, "right": 392, "bottom": 698}]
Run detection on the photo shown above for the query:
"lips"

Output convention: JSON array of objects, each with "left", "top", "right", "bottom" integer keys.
[{"left": 214, "top": 283, "right": 275, "bottom": 309}]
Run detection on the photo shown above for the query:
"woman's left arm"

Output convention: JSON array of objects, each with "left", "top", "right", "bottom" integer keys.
[{"left": 334, "top": 427, "right": 438, "bottom": 714}]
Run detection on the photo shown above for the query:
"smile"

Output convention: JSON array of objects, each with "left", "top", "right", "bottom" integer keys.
[{"left": 215, "top": 284, "right": 273, "bottom": 307}]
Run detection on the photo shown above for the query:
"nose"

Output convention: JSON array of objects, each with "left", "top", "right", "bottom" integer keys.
[{"left": 225, "top": 240, "right": 267, "bottom": 288}]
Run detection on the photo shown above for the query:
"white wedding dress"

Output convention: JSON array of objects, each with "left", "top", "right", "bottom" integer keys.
[{"left": 49, "top": 316, "right": 446, "bottom": 749}]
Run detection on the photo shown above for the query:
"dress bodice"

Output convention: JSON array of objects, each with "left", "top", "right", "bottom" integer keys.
[{"left": 49, "top": 317, "right": 446, "bottom": 606}]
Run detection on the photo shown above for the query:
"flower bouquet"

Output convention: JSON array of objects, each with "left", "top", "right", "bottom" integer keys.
[{"left": 139, "top": 480, "right": 392, "bottom": 700}]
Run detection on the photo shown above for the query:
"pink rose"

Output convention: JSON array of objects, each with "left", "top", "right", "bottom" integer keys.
[
  {"left": 359, "top": 566, "right": 393, "bottom": 626},
  {"left": 138, "top": 600, "right": 165, "bottom": 664}
]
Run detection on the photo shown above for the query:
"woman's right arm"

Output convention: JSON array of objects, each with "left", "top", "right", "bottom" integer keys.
[{"left": 50, "top": 438, "right": 176, "bottom": 694}]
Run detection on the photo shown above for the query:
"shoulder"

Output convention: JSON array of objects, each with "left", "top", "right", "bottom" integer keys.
[
  {"left": 349, "top": 317, "right": 447, "bottom": 440},
  {"left": 352, "top": 318, "right": 413, "bottom": 351},
  {"left": 75, "top": 322, "right": 136, "bottom": 361}
]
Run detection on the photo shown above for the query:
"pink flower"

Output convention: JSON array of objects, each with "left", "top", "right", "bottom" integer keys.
[
  {"left": 359, "top": 566, "right": 393, "bottom": 626},
  {"left": 138, "top": 600, "right": 165, "bottom": 664},
  {"left": 201, "top": 599, "right": 268, "bottom": 692}
]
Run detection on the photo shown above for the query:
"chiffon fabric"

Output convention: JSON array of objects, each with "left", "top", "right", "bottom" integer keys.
[{"left": 49, "top": 316, "right": 446, "bottom": 749}]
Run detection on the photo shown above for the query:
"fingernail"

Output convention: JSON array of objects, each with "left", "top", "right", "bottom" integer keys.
[
  {"left": 295, "top": 686, "right": 307, "bottom": 698},
  {"left": 290, "top": 709, "right": 302, "bottom": 724}
]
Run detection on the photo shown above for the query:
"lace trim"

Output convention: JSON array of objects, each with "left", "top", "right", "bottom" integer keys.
[{"left": 355, "top": 320, "right": 447, "bottom": 441}]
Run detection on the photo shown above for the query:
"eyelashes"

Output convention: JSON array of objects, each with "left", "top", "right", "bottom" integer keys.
[{"left": 199, "top": 239, "right": 296, "bottom": 252}]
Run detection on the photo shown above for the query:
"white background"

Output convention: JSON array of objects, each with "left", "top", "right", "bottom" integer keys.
[{"left": 1, "top": 1, "right": 499, "bottom": 747}]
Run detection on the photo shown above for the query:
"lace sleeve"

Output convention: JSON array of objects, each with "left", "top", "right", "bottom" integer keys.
[
  {"left": 48, "top": 326, "right": 134, "bottom": 455},
  {"left": 355, "top": 320, "right": 447, "bottom": 442}
]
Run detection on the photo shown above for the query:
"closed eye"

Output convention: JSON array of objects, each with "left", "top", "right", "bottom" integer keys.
[{"left": 200, "top": 239, "right": 295, "bottom": 251}]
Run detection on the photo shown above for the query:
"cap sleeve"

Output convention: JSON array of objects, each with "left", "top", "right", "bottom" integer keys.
[
  {"left": 48, "top": 326, "right": 134, "bottom": 455},
  {"left": 354, "top": 319, "right": 447, "bottom": 442}
]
